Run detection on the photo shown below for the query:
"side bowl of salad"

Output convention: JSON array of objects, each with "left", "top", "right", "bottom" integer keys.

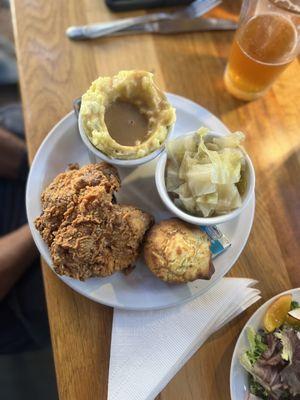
[{"left": 231, "top": 288, "right": 300, "bottom": 400}]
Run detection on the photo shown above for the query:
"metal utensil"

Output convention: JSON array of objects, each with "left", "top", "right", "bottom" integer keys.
[
  {"left": 66, "top": 0, "right": 221, "bottom": 40},
  {"left": 111, "top": 17, "right": 237, "bottom": 36}
]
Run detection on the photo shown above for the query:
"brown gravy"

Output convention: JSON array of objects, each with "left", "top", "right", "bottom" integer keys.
[{"left": 104, "top": 100, "right": 148, "bottom": 146}]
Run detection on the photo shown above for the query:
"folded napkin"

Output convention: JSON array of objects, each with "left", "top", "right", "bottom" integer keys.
[{"left": 108, "top": 278, "right": 260, "bottom": 400}]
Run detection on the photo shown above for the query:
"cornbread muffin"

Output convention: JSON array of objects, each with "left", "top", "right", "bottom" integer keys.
[{"left": 144, "top": 218, "right": 214, "bottom": 283}]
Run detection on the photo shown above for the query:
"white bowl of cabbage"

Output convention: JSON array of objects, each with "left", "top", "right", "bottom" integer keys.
[{"left": 155, "top": 127, "right": 255, "bottom": 226}]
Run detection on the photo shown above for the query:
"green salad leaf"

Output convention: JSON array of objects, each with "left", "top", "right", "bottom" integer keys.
[
  {"left": 275, "top": 330, "right": 293, "bottom": 362},
  {"left": 245, "top": 327, "right": 267, "bottom": 365},
  {"left": 249, "top": 376, "right": 268, "bottom": 400},
  {"left": 291, "top": 301, "right": 300, "bottom": 310}
]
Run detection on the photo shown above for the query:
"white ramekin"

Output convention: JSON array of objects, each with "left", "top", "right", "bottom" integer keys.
[
  {"left": 78, "top": 112, "right": 173, "bottom": 168},
  {"left": 155, "top": 131, "right": 255, "bottom": 226}
]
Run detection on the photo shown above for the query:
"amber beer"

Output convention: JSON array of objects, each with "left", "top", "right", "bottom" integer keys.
[{"left": 224, "top": 13, "right": 297, "bottom": 100}]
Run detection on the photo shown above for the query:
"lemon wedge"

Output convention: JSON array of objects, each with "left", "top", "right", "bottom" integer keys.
[{"left": 263, "top": 294, "right": 292, "bottom": 332}]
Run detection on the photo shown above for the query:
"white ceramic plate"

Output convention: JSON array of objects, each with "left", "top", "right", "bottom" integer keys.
[
  {"left": 230, "top": 288, "right": 300, "bottom": 400},
  {"left": 26, "top": 93, "right": 255, "bottom": 310}
]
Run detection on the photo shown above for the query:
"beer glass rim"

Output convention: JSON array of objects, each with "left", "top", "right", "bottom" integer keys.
[{"left": 267, "top": 0, "right": 300, "bottom": 15}]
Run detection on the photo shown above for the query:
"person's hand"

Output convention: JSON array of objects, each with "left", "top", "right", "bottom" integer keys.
[{"left": 0, "top": 127, "right": 27, "bottom": 179}]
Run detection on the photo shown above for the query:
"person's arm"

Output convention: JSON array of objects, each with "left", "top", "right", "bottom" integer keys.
[
  {"left": 0, "top": 127, "right": 27, "bottom": 179},
  {"left": 0, "top": 225, "right": 39, "bottom": 300}
]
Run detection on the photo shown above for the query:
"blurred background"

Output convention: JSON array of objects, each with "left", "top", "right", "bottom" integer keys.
[{"left": 0, "top": 1, "right": 58, "bottom": 399}]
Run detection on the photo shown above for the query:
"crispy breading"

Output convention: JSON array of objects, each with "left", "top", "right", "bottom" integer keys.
[
  {"left": 35, "top": 162, "right": 153, "bottom": 280},
  {"left": 35, "top": 163, "right": 120, "bottom": 245},
  {"left": 144, "top": 218, "right": 214, "bottom": 283},
  {"left": 51, "top": 200, "right": 153, "bottom": 280}
]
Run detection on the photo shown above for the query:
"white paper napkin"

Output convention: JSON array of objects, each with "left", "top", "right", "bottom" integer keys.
[{"left": 108, "top": 278, "right": 260, "bottom": 400}]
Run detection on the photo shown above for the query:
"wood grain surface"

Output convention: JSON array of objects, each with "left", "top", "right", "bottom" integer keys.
[{"left": 11, "top": 0, "right": 300, "bottom": 399}]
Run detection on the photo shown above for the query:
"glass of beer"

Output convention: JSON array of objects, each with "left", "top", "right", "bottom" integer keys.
[{"left": 224, "top": 0, "right": 300, "bottom": 101}]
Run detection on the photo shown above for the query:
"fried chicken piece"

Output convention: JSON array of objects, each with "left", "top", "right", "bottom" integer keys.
[
  {"left": 35, "top": 162, "right": 153, "bottom": 280},
  {"left": 50, "top": 189, "right": 153, "bottom": 280},
  {"left": 35, "top": 163, "right": 120, "bottom": 245},
  {"left": 144, "top": 218, "right": 214, "bottom": 283}
]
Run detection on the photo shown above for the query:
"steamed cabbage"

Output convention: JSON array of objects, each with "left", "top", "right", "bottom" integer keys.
[
  {"left": 167, "top": 134, "right": 197, "bottom": 166},
  {"left": 186, "top": 164, "right": 216, "bottom": 197},
  {"left": 165, "top": 128, "right": 247, "bottom": 217},
  {"left": 165, "top": 161, "right": 182, "bottom": 191}
]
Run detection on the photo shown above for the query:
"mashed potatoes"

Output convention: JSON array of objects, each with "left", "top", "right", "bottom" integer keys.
[{"left": 80, "top": 70, "right": 176, "bottom": 160}]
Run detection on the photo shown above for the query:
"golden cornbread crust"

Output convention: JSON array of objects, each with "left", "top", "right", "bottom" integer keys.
[{"left": 144, "top": 218, "right": 214, "bottom": 283}]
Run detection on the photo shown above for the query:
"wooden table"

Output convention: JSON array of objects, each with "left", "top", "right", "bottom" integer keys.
[{"left": 11, "top": 1, "right": 300, "bottom": 399}]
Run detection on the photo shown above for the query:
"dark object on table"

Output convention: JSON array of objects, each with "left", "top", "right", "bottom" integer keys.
[{"left": 106, "top": 0, "right": 193, "bottom": 12}]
